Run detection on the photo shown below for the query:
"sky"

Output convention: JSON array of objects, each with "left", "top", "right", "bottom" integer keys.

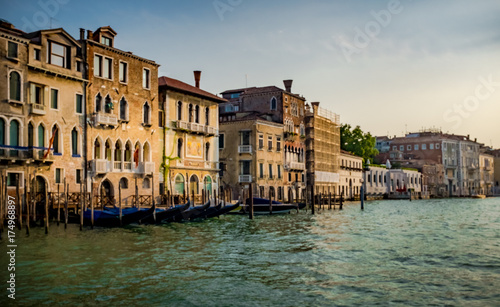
[{"left": 3, "top": 0, "right": 500, "bottom": 147}]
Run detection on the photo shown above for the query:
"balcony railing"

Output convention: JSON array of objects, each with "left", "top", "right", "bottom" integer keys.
[
  {"left": 113, "top": 161, "right": 122, "bottom": 171},
  {"left": 204, "top": 126, "right": 217, "bottom": 135},
  {"left": 285, "top": 162, "right": 305, "bottom": 170},
  {"left": 239, "top": 175, "right": 252, "bottom": 183},
  {"left": 124, "top": 162, "right": 132, "bottom": 171},
  {"left": 139, "top": 162, "right": 155, "bottom": 174},
  {"left": 238, "top": 145, "right": 252, "bottom": 154},
  {"left": 92, "top": 159, "right": 108, "bottom": 174},
  {"left": 30, "top": 103, "right": 46, "bottom": 115},
  {"left": 94, "top": 113, "right": 118, "bottom": 127},
  {"left": 188, "top": 122, "right": 204, "bottom": 134}
]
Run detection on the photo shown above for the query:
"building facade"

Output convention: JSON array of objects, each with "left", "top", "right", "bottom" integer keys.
[
  {"left": 364, "top": 166, "right": 422, "bottom": 198},
  {"left": 82, "top": 26, "right": 161, "bottom": 206},
  {"left": 219, "top": 113, "right": 285, "bottom": 201},
  {"left": 305, "top": 102, "right": 340, "bottom": 195},
  {"left": 339, "top": 150, "right": 363, "bottom": 199},
  {"left": 159, "top": 73, "right": 224, "bottom": 203},
  {"left": 220, "top": 80, "right": 307, "bottom": 200},
  {"left": 479, "top": 151, "right": 494, "bottom": 196}
]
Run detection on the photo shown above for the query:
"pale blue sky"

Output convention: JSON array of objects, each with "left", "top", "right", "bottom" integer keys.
[{"left": 3, "top": 0, "right": 500, "bottom": 147}]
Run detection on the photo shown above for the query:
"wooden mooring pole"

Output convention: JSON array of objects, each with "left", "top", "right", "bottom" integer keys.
[
  {"left": 26, "top": 176, "right": 30, "bottom": 236},
  {"left": 79, "top": 181, "right": 83, "bottom": 231},
  {"left": 361, "top": 186, "right": 364, "bottom": 210},
  {"left": 64, "top": 180, "right": 68, "bottom": 229},
  {"left": 119, "top": 184, "right": 122, "bottom": 226},
  {"left": 16, "top": 174, "right": 22, "bottom": 230},
  {"left": 44, "top": 180, "right": 49, "bottom": 234},
  {"left": 249, "top": 185, "right": 254, "bottom": 220},
  {"left": 311, "top": 185, "right": 315, "bottom": 215},
  {"left": 57, "top": 183, "right": 60, "bottom": 226}
]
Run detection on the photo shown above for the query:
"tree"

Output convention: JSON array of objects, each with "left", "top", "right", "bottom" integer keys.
[{"left": 340, "top": 124, "right": 379, "bottom": 163}]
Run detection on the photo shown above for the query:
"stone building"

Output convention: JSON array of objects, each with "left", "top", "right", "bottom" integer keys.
[
  {"left": 304, "top": 102, "right": 340, "bottom": 195},
  {"left": 1, "top": 21, "right": 87, "bottom": 201},
  {"left": 338, "top": 150, "right": 363, "bottom": 199},
  {"left": 218, "top": 112, "right": 285, "bottom": 201},
  {"left": 81, "top": 26, "right": 161, "bottom": 206},
  {"left": 220, "top": 80, "right": 306, "bottom": 199},
  {"left": 479, "top": 150, "right": 494, "bottom": 196},
  {"left": 363, "top": 165, "right": 422, "bottom": 199},
  {"left": 158, "top": 72, "right": 225, "bottom": 203}
]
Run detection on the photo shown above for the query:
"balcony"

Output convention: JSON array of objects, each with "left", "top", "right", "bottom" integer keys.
[
  {"left": 30, "top": 103, "right": 46, "bottom": 115},
  {"left": 204, "top": 126, "right": 217, "bottom": 135},
  {"left": 92, "top": 159, "right": 108, "bottom": 174},
  {"left": 0, "top": 147, "right": 31, "bottom": 160},
  {"left": 113, "top": 161, "right": 122, "bottom": 171},
  {"left": 94, "top": 113, "right": 118, "bottom": 127},
  {"left": 238, "top": 145, "right": 252, "bottom": 154},
  {"left": 285, "top": 162, "right": 305, "bottom": 171},
  {"left": 139, "top": 162, "right": 155, "bottom": 174},
  {"left": 239, "top": 175, "right": 252, "bottom": 183},
  {"left": 124, "top": 162, "right": 132, "bottom": 171}
]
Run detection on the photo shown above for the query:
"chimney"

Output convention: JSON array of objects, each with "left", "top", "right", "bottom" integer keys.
[
  {"left": 467, "top": 134, "right": 470, "bottom": 140},
  {"left": 80, "top": 28, "right": 85, "bottom": 40},
  {"left": 194, "top": 70, "right": 201, "bottom": 88},
  {"left": 283, "top": 79, "right": 293, "bottom": 92},
  {"left": 87, "top": 30, "right": 93, "bottom": 40}
]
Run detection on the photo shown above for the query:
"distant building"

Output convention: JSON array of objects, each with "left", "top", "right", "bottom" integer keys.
[
  {"left": 339, "top": 150, "right": 363, "bottom": 199},
  {"left": 220, "top": 80, "right": 306, "bottom": 200},
  {"left": 218, "top": 113, "right": 285, "bottom": 201},
  {"left": 158, "top": 72, "right": 225, "bottom": 203},
  {"left": 364, "top": 165, "right": 422, "bottom": 198},
  {"left": 479, "top": 150, "right": 494, "bottom": 196},
  {"left": 305, "top": 102, "right": 340, "bottom": 195}
]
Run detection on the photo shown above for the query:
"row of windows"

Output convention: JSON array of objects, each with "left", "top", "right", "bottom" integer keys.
[
  {"left": 177, "top": 101, "right": 210, "bottom": 125},
  {"left": 258, "top": 134, "right": 281, "bottom": 151},
  {"left": 94, "top": 54, "right": 150, "bottom": 89},
  {"left": 341, "top": 159, "right": 362, "bottom": 169},
  {"left": 259, "top": 163, "right": 282, "bottom": 179},
  {"left": 393, "top": 143, "right": 441, "bottom": 151},
  {"left": 94, "top": 93, "right": 151, "bottom": 125},
  {"left": 93, "top": 138, "right": 152, "bottom": 163},
  {"left": 176, "top": 138, "right": 211, "bottom": 161}
]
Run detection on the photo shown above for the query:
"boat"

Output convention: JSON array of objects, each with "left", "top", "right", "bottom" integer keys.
[
  {"left": 471, "top": 194, "right": 486, "bottom": 199},
  {"left": 244, "top": 197, "right": 300, "bottom": 215},
  {"left": 83, "top": 205, "right": 155, "bottom": 227},
  {"left": 189, "top": 201, "right": 223, "bottom": 221},
  {"left": 205, "top": 201, "right": 241, "bottom": 218},
  {"left": 139, "top": 200, "right": 191, "bottom": 224},
  {"left": 165, "top": 200, "right": 211, "bottom": 222}
]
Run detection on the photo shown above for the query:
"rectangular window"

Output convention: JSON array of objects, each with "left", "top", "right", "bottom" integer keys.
[
  {"left": 258, "top": 135, "right": 264, "bottom": 149},
  {"left": 51, "top": 89, "right": 58, "bottom": 109},
  {"left": 8, "top": 41, "right": 18, "bottom": 58},
  {"left": 158, "top": 110, "right": 164, "bottom": 127},
  {"left": 259, "top": 163, "right": 264, "bottom": 178},
  {"left": 399, "top": 145, "right": 404, "bottom": 151},
  {"left": 143, "top": 68, "right": 150, "bottom": 89},
  {"left": 268, "top": 136, "right": 273, "bottom": 150},
  {"left": 393, "top": 146, "right": 397, "bottom": 151},
  {"left": 436, "top": 143, "right": 440, "bottom": 149},
  {"left": 49, "top": 42, "right": 66, "bottom": 67},
  {"left": 277, "top": 165, "right": 281, "bottom": 179},
  {"left": 269, "top": 164, "right": 273, "bottom": 179},
  {"left": 30, "top": 83, "right": 44, "bottom": 105},
  {"left": 288, "top": 172, "right": 292, "bottom": 182},
  {"left": 101, "top": 36, "right": 112, "bottom": 46},
  {"left": 76, "top": 93, "right": 83, "bottom": 114},
  {"left": 34, "top": 48, "right": 41, "bottom": 61},
  {"left": 219, "top": 134, "right": 225, "bottom": 149},
  {"left": 422, "top": 144, "right": 427, "bottom": 150},
  {"left": 76, "top": 169, "right": 82, "bottom": 184},
  {"left": 276, "top": 137, "right": 281, "bottom": 152},
  {"left": 55, "top": 168, "right": 63, "bottom": 184},
  {"left": 76, "top": 60, "right": 82, "bottom": 72},
  {"left": 430, "top": 143, "right": 434, "bottom": 150},
  {"left": 241, "top": 131, "right": 251, "bottom": 145},
  {"left": 119, "top": 61, "right": 128, "bottom": 83},
  {"left": 7, "top": 172, "right": 24, "bottom": 187},
  {"left": 241, "top": 161, "right": 251, "bottom": 175},
  {"left": 414, "top": 144, "right": 419, "bottom": 150},
  {"left": 407, "top": 145, "right": 411, "bottom": 150},
  {"left": 94, "top": 55, "right": 102, "bottom": 77},
  {"left": 103, "top": 57, "right": 112, "bottom": 79}
]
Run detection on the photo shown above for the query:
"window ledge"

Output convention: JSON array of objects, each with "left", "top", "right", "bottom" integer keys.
[
  {"left": 8, "top": 99, "right": 24, "bottom": 106},
  {"left": 72, "top": 154, "right": 81, "bottom": 158},
  {"left": 6, "top": 56, "right": 19, "bottom": 63},
  {"left": 53, "top": 153, "right": 62, "bottom": 156},
  {"left": 119, "top": 119, "right": 130, "bottom": 123},
  {"left": 142, "top": 123, "right": 152, "bottom": 127}
]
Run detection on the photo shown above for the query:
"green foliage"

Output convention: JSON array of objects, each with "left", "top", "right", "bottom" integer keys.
[{"left": 340, "top": 124, "right": 379, "bottom": 163}]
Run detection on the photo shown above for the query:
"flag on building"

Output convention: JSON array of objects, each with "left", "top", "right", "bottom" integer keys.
[
  {"left": 133, "top": 146, "right": 139, "bottom": 168},
  {"left": 43, "top": 127, "right": 57, "bottom": 159}
]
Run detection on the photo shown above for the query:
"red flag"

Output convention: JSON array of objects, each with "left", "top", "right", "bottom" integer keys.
[
  {"left": 133, "top": 147, "right": 139, "bottom": 168},
  {"left": 43, "top": 127, "right": 57, "bottom": 159}
]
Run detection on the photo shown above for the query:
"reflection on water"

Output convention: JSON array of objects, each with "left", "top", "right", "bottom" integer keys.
[{"left": 1, "top": 198, "right": 499, "bottom": 306}]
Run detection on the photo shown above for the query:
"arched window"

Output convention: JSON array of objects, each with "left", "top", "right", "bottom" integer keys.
[
  {"left": 174, "top": 174, "right": 185, "bottom": 195},
  {"left": 177, "top": 101, "right": 182, "bottom": 121},
  {"left": 71, "top": 128, "right": 78, "bottom": 155},
  {"left": 119, "top": 177, "right": 128, "bottom": 189},
  {"left": 0, "top": 119, "right": 5, "bottom": 155},
  {"left": 143, "top": 102, "right": 150, "bottom": 125},
  {"left": 143, "top": 142, "right": 151, "bottom": 162},
  {"left": 205, "top": 142, "right": 210, "bottom": 161},
  {"left": 114, "top": 141, "right": 122, "bottom": 161},
  {"left": 52, "top": 125, "right": 59, "bottom": 154},
  {"left": 190, "top": 175, "right": 199, "bottom": 195},
  {"left": 125, "top": 142, "right": 132, "bottom": 161},
  {"left": 203, "top": 176, "right": 212, "bottom": 195},
  {"left": 119, "top": 97, "right": 128, "bottom": 121},
  {"left": 94, "top": 138, "right": 101, "bottom": 159},
  {"left": 143, "top": 177, "right": 151, "bottom": 189},
  {"left": 188, "top": 104, "right": 193, "bottom": 122},
  {"left": 9, "top": 120, "right": 19, "bottom": 157},
  {"left": 9, "top": 71, "right": 21, "bottom": 101},
  {"left": 104, "top": 95, "right": 112, "bottom": 113},
  {"left": 105, "top": 139, "right": 112, "bottom": 161},
  {"left": 195, "top": 105, "right": 200, "bottom": 123},
  {"left": 28, "top": 122, "right": 34, "bottom": 147},
  {"left": 38, "top": 125, "right": 45, "bottom": 148},
  {"left": 205, "top": 107, "right": 209, "bottom": 125},
  {"left": 177, "top": 138, "right": 183, "bottom": 158},
  {"left": 95, "top": 93, "right": 102, "bottom": 113},
  {"left": 270, "top": 97, "right": 277, "bottom": 110}
]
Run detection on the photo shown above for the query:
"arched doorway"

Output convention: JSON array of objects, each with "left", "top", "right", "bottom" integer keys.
[
  {"left": 34, "top": 176, "right": 47, "bottom": 216},
  {"left": 189, "top": 175, "right": 199, "bottom": 197},
  {"left": 174, "top": 174, "right": 185, "bottom": 195},
  {"left": 100, "top": 180, "right": 114, "bottom": 207},
  {"left": 203, "top": 176, "right": 212, "bottom": 197}
]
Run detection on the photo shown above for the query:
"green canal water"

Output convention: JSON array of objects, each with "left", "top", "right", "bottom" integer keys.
[{"left": 1, "top": 198, "right": 500, "bottom": 306}]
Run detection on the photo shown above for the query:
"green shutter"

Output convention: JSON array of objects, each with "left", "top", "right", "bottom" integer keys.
[
  {"left": 72, "top": 129, "right": 78, "bottom": 155},
  {"left": 38, "top": 125, "right": 45, "bottom": 148},
  {"left": 10, "top": 121, "right": 19, "bottom": 146},
  {"left": 10, "top": 72, "right": 21, "bottom": 101},
  {"left": 0, "top": 119, "right": 5, "bottom": 145},
  {"left": 51, "top": 89, "right": 58, "bottom": 109},
  {"left": 76, "top": 94, "right": 82, "bottom": 113}
]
